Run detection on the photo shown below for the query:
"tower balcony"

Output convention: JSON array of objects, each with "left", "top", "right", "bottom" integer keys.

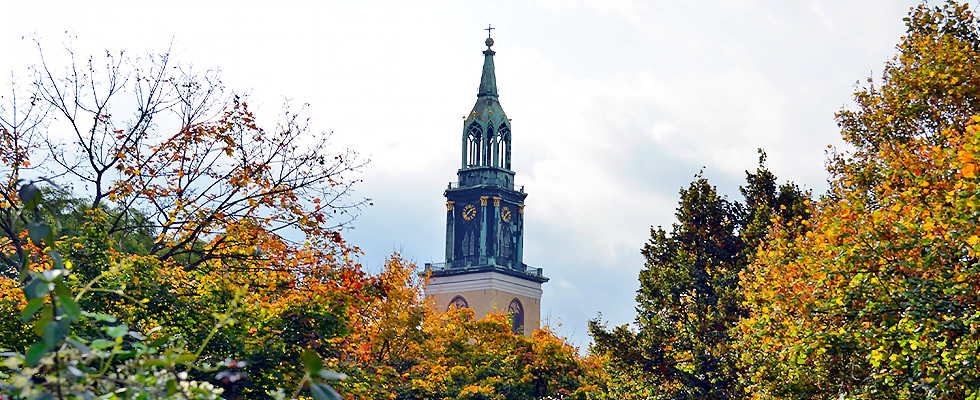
[
  {"left": 453, "top": 166, "right": 520, "bottom": 191},
  {"left": 447, "top": 181, "right": 524, "bottom": 193},
  {"left": 422, "top": 261, "right": 548, "bottom": 283}
]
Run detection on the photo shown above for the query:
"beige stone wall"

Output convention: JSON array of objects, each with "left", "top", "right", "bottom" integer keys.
[{"left": 428, "top": 288, "right": 541, "bottom": 338}]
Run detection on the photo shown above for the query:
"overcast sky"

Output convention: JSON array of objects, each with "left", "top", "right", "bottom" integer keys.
[{"left": 2, "top": 0, "right": 928, "bottom": 349}]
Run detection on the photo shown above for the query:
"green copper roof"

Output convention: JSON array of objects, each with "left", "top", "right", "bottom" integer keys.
[
  {"left": 465, "top": 37, "right": 509, "bottom": 133},
  {"left": 478, "top": 38, "right": 498, "bottom": 98}
]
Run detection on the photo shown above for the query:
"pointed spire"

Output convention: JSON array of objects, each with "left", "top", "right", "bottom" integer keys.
[{"left": 478, "top": 36, "right": 498, "bottom": 98}]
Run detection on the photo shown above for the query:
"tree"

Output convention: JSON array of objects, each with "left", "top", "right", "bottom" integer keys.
[
  {"left": 401, "top": 308, "right": 595, "bottom": 400},
  {"left": 0, "top": 43, "right": 371, "bottom": 399},
  {"left": 590, "top": 156, "right": 809, "bottom": 399},
  {"left": 0, "top": 44, "right": 365, "bottom": 279},
  {"left": 321, "top": 255, "right": 599, "bottom": 400},
  {"left": 0, "top": 181, "right": 351, "bottom": 400},
  {"left": 739, "top": 2, "right": 980, "bottom": 398}
]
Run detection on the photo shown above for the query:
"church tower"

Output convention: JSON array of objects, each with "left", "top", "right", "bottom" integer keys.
[{"left": 424, "top": 33, "right": 548, "bottom": 336}]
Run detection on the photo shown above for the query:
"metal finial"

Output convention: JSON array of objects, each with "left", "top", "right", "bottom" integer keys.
[{"left": 485, "top": 24, "right": 495, "bottom": 46}]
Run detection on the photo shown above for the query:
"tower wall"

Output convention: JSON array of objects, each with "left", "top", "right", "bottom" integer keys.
[{"left": 425, "top": 271, "right": 542, "bottom": 337}]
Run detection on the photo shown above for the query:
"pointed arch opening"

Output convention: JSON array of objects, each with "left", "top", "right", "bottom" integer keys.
[
  {"left": 497, "top": 123, "right": 511, "bottom": 170},
  {"left": 507, "top": 298, "right": 524, "bottom": 335},
  {"left": 448, "top": 295, "right": 470, "bottom": 311},
  {"left": 466, "top": 123, "right": 483, "bottom": 167},
  {"left": 462, "top": 229, "right": 476, "bottom": 257},
  {"left": 499, "top": 219, "right": 513, "bottom": 264},
  {"left": 483, "top": 126, "right": 494, "bottom": 167}
]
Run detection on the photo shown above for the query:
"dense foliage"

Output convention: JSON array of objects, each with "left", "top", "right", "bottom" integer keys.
[
  {"left": 0, "top": 43, "right": 594, "bottom": 400},
  {"left": 6, "top": 1, "right": 980, "bottom": 399},
  {"left": 589, "top": 158, "right": 809, "bottom": 400},
  {"left": 0, "top": 43, "right": 373, "bottom": 399},
  {"left": 327, "top": 255, "right": 598, "bottom": 400},
  {"left": 590, "top": 2, "right": 980, "bottom": 399},
  {"left": 739, "top": 2, "right": 980, "bottom": 398}
]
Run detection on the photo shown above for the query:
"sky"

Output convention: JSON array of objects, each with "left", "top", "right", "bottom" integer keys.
[{"left": 1, "top": 0, "right": 930, "bottom": 349}]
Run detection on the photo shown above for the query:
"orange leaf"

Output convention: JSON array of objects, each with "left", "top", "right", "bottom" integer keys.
[{"left": 963, "top": 162, "right": 977, "bottom": 178}]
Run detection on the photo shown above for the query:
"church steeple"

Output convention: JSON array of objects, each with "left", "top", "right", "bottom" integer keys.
[
  {"left": 478, "top": 38, "right": 498, "bottom": 98},
  {"left": 461, "top": 34, "right": 512, "bottom": 173},
  {"left": 426, "top": 30, "right": 547, "bottom": 338},
  {"left": 443, "top": 32, "right": 543, "bottom": 277}
]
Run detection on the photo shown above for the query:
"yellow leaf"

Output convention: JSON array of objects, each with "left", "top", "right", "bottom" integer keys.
[
  {"left": 968, "top": 235, "right": 979, "bottom": 246},
  {"left": 959, "top": 151, "right": 975, "bottom": 164},
  {"left": 963, "top": 163, "right": 977, "bottom": 178}
]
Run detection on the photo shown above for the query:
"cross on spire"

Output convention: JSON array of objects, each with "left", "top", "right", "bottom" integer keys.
[{"left": 485, "top": 24, "right": 495, "bottom": 38}]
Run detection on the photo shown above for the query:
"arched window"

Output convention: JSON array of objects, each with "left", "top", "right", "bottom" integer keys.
[
  {"left": 462, "top": 230, "right": 475, "bottom": 257},
  {"left": 497, "top": 123, "right": 511, "bottom": 170},
  {"left": 500, "top": 221, "right": 512, "bottom": 261},
  {"left": 508, "top": 298, "right": 524, "bottom": 335},
  {"left": 448, "top": 295, "right": 469, "bottom": 311},
  {"left": 467, "top": 124, "right": 482, "bottom": 166},
  {"left": 484, "top": 127, "right": 494, "bottom": 166}
]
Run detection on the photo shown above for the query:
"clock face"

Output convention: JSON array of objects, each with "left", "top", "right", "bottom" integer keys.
[
  {"left": 501, "top": 206, "right": 512, "bottom": 223},
  {"left": 462, "top": 204, "right": 477, "bottom": 221}
]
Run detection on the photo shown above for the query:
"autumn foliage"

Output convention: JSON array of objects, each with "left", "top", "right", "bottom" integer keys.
[
  {"left": 6, "top": 1, "right": 980, "bottom": 399},
  {"left": 0, "top": 42, "right": 596, "bottom": 399},
  {"left": 324, "top": 255, "right": 598, "bottom": 399},
  {"left": 0, "top": 45, "right": 374, "bottom": 397},
  {"left": 739, "top": 3, "right": 980, "bottom": 397},
  {"left": 589, "top": 2, "right": 980, "bottom": 399}
]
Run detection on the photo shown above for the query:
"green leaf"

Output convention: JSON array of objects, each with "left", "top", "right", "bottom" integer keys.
[
  {"left": 18, "top": 183, "right": 40, "bottom": 209},
  {"left": 25, "top": 342, "right": 48, "bottom": 367},
  {"left": 311, "top": 382, "right": 342, "bottom": 400},
  {"left": 302, "top": 348, "right": 323, "bottom": 374},
  {"left": 60, "top": 295, "right": 81, "bottom": 322},
  {"left": 49, "top": 251, "right": 65, "bottom": 270},
  {"left": 33, "top": 312, "right": 52, "bottom": 337},
  {"left": 143, "top": 359, "right": 167, "bottom": 368},
  {"left": 82, "top": 310, "right": 117, "bottom": 323},
  {"left": 166, "top": 379, "right": 178, "bottom": 396},
  {"left": 148, "top": 335, "right": 171, "bottom": 348},
  {"left": 116, "top": 350, "right": 137, "bottom": 361},
  {"left": 43, "top": 317, "right": 70, "bottom": 348},
  {"left": 21, "top": 297, "right": 46, "bottom": 323},
  {"left": 67, "top": 339, "right": 91, "bottom": 354},
  {"left": 175, "top": 354, "right": 197, "bottom": 364},
  {"left": 27, "top": 222, "right": 50, "bottom": 247},
  {"left": 24, "top": 278, "right": 51, "bottom": 300},
  {"left": 18, "top": 258, "right": 31, "bottom": 284},
  {"left": 106, "top": 324, "right": 129, "bottom": 339},
  {"left": 89, "top": 339, "right": 114, "bottom": 350},
  {"left": 53, "top": 279, "right": 71, "bottom": 298}
]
